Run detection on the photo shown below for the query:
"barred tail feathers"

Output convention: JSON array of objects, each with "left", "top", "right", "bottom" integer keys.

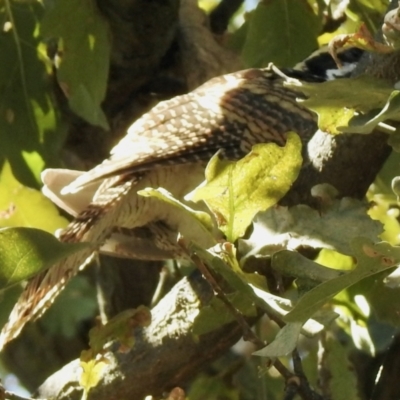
[{"left": 0, "top": 180, "right": 135, "bottom": 350}]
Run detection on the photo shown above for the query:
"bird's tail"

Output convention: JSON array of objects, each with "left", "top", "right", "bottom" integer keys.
[{"left": 0, "top": 178, "right": 135, "bottom": 350}]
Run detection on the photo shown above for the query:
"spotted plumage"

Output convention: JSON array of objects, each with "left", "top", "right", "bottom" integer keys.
[{"left": 0, "top": 64, "right": 339, "bottom": 348}]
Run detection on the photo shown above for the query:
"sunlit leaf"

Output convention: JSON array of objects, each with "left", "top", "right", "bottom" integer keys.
[
  {"left": 0, "top": 227, "right": 91, "bottom": 290},
  {"left": 80, "top": 356, "right": 109, "bottom": 397},
  {"left": 284, "top": 238, "right": 400, "bottom": 323},
  {"left": 0, "top": 161, "right": 68, "bottom": 232},
  {"left": 138, "top": 187, "right": 216, "bottom": 245},
  {"left": 188, "top": 133, "right": 302, "bottom": 241}
]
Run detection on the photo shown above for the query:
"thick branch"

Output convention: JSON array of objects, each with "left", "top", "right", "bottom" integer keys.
[{"left": 36, "top": 272, "right": 249, "bottom": 400}]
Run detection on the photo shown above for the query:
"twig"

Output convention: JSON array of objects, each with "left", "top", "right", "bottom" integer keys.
[
  {"left": 190, "top": 254, "right": 263, "bottom": 347},
  {"left": 292, "top": 349, "right": 324, "bottom": 400},
  {"left": 190, "top": 253, "right": 298, "bottom": 384}
]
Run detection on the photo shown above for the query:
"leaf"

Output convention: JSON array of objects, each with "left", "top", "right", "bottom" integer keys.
[
  {"left": 237, "top": 0, "right": 320, "bottom": 68},
  {"left": 0, "top": 227, "right": 91, "bottom": 290},
  {"left": 0, "top": 2, "right": 58, "bottom": 186},
  {"left": 284, "top": 238, "right": 400, "bottom": 323},
  {"left": 190, "top": 243, "right": 261, "bottom": 305},
  {"left": 249, "top": 284, "right": 337, "bottom": 337},
  {"left": 188, "top": 133, "right": 302, "bottom": 241},
  {"left": 41, "top": 275, "right": 97, "bottom": 338},
  {"left": 239, "top": 193, "right": 382, "bottom": 264},
  {"left": 0, "top": 161, "right": 68, "bottom": 232},
  {"left": 79, "top": 307, "right": 151, "bottom": 396},
  {"left": 80, "top": 356, "right": 109, "bottom": 398},
  {"left": 188, "top": 374, "right": 239, "bottom": 400},
  {"left": 86, "top": 306, "right": 151, "bottom": 356},
  {"left": 322, "top": 335, "right": 361, "bottom": 400},
  {"left": 272, "top": 251, "right": 346, "bottom": 284},
  {"left": 364, "top": 278, "right": 400, "bottom": 327},
  {"left": 193, "top": 294, "right": 256, "bottom": 336},
  {"left": 138, "top": 187, "right": 216, "bottom": 245},
  {"left": 286, "top": 75, "right": 395, "bottom": 134},
  {"left": 190, "top": 242, "right": 335, "bottom": 338},
  {"left": 40, "top": 0, "right": 110, "bottom": 129},
  {"left": 252, "top": 322, "right": 302, "bottom": 357},
  {"left": 342, "top": 90, "right": 400, "bottom": 134}
]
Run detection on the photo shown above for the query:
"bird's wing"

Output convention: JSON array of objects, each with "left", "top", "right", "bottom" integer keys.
[{"left": 62, "top": 68, "right": 312, "bottom": 194}]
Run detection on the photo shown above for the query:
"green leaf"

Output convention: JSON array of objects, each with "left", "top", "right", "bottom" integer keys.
[
  {"left": 138, "top": 187, "right": 216, "bottom": 245},
  {"left": 86, "top": 306, "right": 151, "bottom": 356},
  {"left": 237, "top": 0, "right": 320, "bottom": 68},
  {"left": 286, "top": 75, "right": 395, "bottom": 134},
  {"left": 80, "top": 356, "right": 109, "bottom": 399},
  {"left": 41, "top": 275, "right": 97, "bottom": 338},
  {"left": 190, "top": 243, "right": 261, "bottom": 304},
  {"left": 193, "top": 294, "right": 256, "bottom": 336},
  {"left": 0, "top": 227, "right": 91, "bottom": 290},
  {"left": 364, "top": 278, "right": 400, "bottom": 327},
  {"left": 342, "top": 90, "right": 400, "bottom": 134},
  {"left": 0, "top": 2, "right": 58, "bottom": 186},
  {"left": 322, "top": 335, "right": 361, "bottom": 400},
  {"left": 79, "top": 306, "right": 151, "bottom": 397},
  {"left": 252, "top": 322, "right": 302, "bottom": 357},
  {"left": 239, "top": 193, "right": 382, "bottom": 264},
  {"left": 0, "top": 161, "right": 68, "bottom": 232},
  {"left": 272, "top": 251, "right": 346, "bottom": 284},
  {"left": 40, "top": 0, "right": 110, "bottom": 129},
  {"left": 188, "top": 374, "right": 239, "bottom": 400},
  {"left": 189, "top": 243, "right": 334, "bottom": 337},
  {"left": 188, "top": 133, "right": 302, "bottom": 241},
  {"left": 284, "top": 238, "right": 400, "bottom": 323}
]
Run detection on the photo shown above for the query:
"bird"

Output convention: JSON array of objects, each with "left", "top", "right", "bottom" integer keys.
[{"left": 0, "top": 64, "right": 337, "bottom": 349}]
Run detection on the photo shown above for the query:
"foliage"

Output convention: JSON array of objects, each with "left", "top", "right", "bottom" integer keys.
[{"left": 1, "top": 0, "right": 400, "bottom": 400}]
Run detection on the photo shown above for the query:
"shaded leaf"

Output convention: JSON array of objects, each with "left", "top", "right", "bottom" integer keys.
[
  {"left": 85, "top": 306, "right": 151, "bottom": 356},
  {"left": 365, "top": 278, "right": 400, "bottom": 327},
  {"left": 272, "top": 250, "right": 346, "bottom": 284},
  {"left": 40, "top": 0, "right": 110, "bottom": 129},
  {"left": 0, "top": 227, "right": 90, "bottom": 290},
  {"left": 0, "top": 2, "right": 58, "bottom": 186},
  {"left": 237, "top": 0, "right": 320, "bottom": 68},
  {"left": 250, "top": 284, "right": 337, "bottom": 337},
  {"left": 322, "top": 335, "right": 361, "bottom": 400},
  {"left": 284, "top": 238, "right": 400, "bottom": 323},
  {"left": 252, "top": 322, "right": 302, "bottom": 357},
  {"left": 41, "top": 275, "right": 97, "bottom": 338},
  {"left": 193, "top": 294, "right": 256, "bottom": 336},
  {"left": 188, "top": 374, "right": 239, "bottom": 400},
  {"left": 188, "top": 133, "right": 302, "bottom": 241},
  {"left": 342, "top": 90, "right": 400, "bottom": 134},
  {"left": 286, "top": 75, "right": 395, "bottom": 134},
  {"left": 239, "top": 194, "right": 382, "bottom": 264}
]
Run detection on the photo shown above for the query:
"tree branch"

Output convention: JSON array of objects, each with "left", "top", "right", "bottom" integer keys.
[{"left": 36, "top": 272, "right": 252, "bottom": 400}]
